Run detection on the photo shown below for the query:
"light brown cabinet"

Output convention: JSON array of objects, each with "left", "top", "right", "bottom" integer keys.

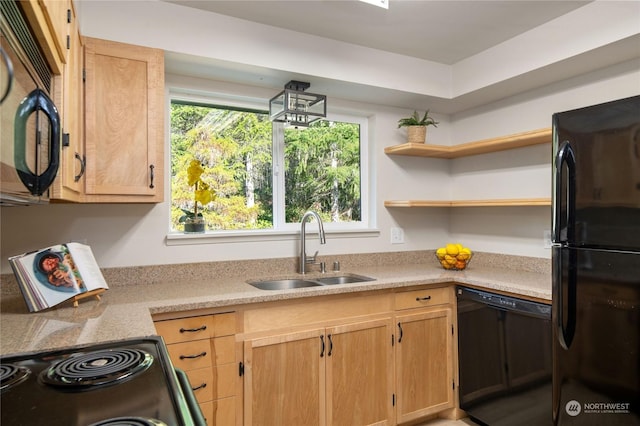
[
  {"left": 19, "top": 0, "right": 69, "bottom": 74},
  {"left": 243, "top": 318, "right": 394, "bottom": 426},
  {"left": 159, "top": 286, "right": 459, "bottom": 426},
  {"left": 394, "top": 287, "right": 455, "bottom": 424},
  {"left": 82, "top": 37, "right": 164, "bottom": 203},
  {"left": 155, "top": 312, "right": 237, "bottom": 426},
  {"left": 50, "top": 2, "right": 83, "bottom": 201}
]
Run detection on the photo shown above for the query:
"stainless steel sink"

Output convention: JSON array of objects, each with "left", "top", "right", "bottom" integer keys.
[
  {"left": 248, "top": 274, "right": 375, "bottom": 290},
  {"left": 248, "top": 279, "right": 322, "bottom": 291},
  {"left": 312, "top": 274, "right": 375, "bottom": 285}
]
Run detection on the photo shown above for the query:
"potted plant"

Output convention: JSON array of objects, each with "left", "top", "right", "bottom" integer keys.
[
  {"left": 179, "top": 159, "right": 215, "bottom": 233},
  {"left": 397, "top": 110, "right": 439, "bottom": 143}
]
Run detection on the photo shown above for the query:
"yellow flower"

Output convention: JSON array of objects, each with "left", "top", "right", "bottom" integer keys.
[
  {"left": 186, "top": 159, "right": 215, "bottom": 212},
  {"left": 195, "top": 183, "right": 213, "bottom": 205},
  {"left": 187, "top": 160, "right": 204, "bottom": 187}
]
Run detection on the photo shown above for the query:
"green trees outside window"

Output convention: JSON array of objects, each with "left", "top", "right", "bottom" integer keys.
[{"left": 170, "top": 102, "right": 362, "bottom": 232}]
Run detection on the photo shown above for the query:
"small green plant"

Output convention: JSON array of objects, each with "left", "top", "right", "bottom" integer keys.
[{"left": 397, "top": 110, "right": 439, "bottom": 128}]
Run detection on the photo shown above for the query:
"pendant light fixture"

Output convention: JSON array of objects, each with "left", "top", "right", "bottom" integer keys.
[{"left": 269, "top": 80, "right": 326, "bottom": 127}]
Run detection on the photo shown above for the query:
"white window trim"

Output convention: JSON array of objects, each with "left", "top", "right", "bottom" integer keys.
[{"left": 166, "top": 88, "right": 377, "bottom": 244}]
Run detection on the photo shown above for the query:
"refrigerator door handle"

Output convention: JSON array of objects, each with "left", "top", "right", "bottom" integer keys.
[
  {"left": 553, "top": 140, "right": 576, "bottom": 244},
  {"left": 553, "top": 247, "right": 576, "bottom": 350}
]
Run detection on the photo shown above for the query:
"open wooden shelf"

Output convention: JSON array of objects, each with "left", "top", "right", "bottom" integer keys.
[
  {"left": 384, "top": 128, "right": 551, "bottom": 158},
  {"left": 384, "top": 198, "right": 551, "bottom": 208}
]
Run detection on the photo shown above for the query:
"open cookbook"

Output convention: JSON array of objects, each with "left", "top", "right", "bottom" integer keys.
[{"left": 9, "top": 242, "right": 108, "bottom": 312}]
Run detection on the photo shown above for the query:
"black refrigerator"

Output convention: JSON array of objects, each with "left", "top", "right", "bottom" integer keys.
[{"left": 552, "top": 95, "right": 640, "bottom": 425}]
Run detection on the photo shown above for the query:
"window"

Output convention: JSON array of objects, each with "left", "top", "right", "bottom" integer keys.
[{"left": 170, "top": 99, "right": 369, "bottom": 235}]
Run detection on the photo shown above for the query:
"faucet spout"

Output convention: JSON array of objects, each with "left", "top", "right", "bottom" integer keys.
[{"left": 300, "top": 210, "right": 326, "bottom": 274}]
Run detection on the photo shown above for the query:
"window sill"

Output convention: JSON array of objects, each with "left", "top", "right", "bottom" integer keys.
[{"left": 166, "top": 228, "right": 381, "bottom": 246}]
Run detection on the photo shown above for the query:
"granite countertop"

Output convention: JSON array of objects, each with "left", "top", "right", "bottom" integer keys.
[{"left": 0, "top": 255, "right": 551, "bottom": 357}]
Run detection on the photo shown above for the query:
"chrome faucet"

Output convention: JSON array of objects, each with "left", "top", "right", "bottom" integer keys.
[{"left": 299, "top": 210, "right": 326, "bottom": 274}]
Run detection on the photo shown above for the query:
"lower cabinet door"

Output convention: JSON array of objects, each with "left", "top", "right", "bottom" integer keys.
[
  {"left": 244, "top": 329, "right": 325, "bottom": 426},
  {"left": 325, "top": 318, "right": 395, "bottom": 426},
  {"left": 395, "top": 308, "right": 454, "bottom": 424}
]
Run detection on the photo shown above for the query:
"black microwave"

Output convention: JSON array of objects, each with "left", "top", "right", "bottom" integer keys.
[{"left": 0, "top": 0, "right": 60, "bottom": 206}]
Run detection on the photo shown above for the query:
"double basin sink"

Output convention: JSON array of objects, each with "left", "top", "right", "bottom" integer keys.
[{"left": 248, "top": 274, "right": 375, "bottom": 290}]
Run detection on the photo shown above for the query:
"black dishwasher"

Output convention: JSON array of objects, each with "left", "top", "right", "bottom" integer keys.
[{"left": 457, "top": 286, "right": 552, "bottom": 425}]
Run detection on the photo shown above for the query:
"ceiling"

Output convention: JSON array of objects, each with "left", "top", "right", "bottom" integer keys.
[
  {"left": 150, "top": 0, "right": 638, "bottom": 112},
  {"left": 165, "top": 0, "right": 589, "bottom": 65}
]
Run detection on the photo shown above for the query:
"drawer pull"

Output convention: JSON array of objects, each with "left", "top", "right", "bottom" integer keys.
[
  {"left": 192, "top": 382, "right": 207, "bottom": 391},
  {"left": 180, "top": 351, "right": 207, "bottom": 360},
  {"left": 179, "top": 325, "right": 207, "bottom": 333},
  {"left": 416, "top": 296, "right": 432, "bottom": 301}
]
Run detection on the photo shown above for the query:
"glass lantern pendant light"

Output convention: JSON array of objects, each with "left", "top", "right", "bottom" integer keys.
[{"left": 269, "top": 80, "right": 327, "bottom": 127}]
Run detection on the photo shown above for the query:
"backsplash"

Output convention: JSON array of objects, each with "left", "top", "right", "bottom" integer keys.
[{"left": 0, "top": 250, "right": 550, "bottom": 296}]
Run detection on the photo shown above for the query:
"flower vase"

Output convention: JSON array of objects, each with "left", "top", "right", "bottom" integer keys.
[{"left": 184, "top": 217, "right": 205, "bottom": 233}]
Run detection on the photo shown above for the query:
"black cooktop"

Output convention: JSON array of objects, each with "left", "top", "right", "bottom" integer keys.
[{"left": 0, "top": 337, "right": 203, "bottom": 426}]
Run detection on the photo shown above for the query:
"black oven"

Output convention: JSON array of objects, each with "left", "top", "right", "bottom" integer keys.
[
  {"left": 1, "top": 0, "right": 60, "bottom": 205},
  {"left": 457, "top": 286, "right": 552, "bottom": 426},
  {"left": 0, "top": 336, "right": 206, "bottom": 426}
]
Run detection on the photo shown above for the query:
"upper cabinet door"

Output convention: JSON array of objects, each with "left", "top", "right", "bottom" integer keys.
[
  {"left": 83, "top": 37, "right": 164, "bottom": 203},
  {"left": 19, "top": 0, "right": 70, "bottom": 74}
]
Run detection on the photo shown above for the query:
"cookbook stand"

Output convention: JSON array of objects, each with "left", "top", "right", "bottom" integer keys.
[{"left": 70, "top": 289, "right": 105, "bottom": 307}]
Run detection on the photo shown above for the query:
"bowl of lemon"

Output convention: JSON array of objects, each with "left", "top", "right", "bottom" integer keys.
[{"left": 435, "top": 243, "right": 472, "bottom": 270}]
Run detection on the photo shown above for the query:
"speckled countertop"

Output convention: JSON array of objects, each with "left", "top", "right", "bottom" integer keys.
[{"left": 0, "top": 251, "right": 551, "bottom": 356}]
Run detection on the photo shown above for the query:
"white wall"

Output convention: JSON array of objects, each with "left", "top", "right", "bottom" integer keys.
[
  {"left": 1, "top": 2, "right": 639, "bottom": 274},
  {"left": 448, "top": 59, "right": 640, "bottom": 257},
  {"left": 0, "top": 87, "right": 453, "bottom": 273}
]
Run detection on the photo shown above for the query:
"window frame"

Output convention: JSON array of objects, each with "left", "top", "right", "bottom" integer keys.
[{"left": 166, "top": 89, "right": 377, "bottom": 245}]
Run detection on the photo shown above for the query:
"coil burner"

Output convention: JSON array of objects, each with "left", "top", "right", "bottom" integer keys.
[
  {"left": 40, "top": 348, "right": 153, "bottom": 389},
  {"left": 0, "top": 364, "right": 31, "bottom": 391}
]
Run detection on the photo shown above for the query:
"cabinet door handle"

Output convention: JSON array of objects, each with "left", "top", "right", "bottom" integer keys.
[
  {"left": 180, "top": 351, "right": 207, "bottom": 360},
  {"left": 397, "top": 322, "right": 403, "bottom": 343},
  {"left": 192, "top": 383, "right": 207, "bottom": 391},
  {"left": 320, "top": 335, "right": 325, "bottom": 357},
  {"left": 179, "top": 325, "right": 207, "bottom": 333},
  {"left": 149, "top": 164, "right": 155, "bottom": 189},
  {"left": 416, "top": 296, "right": 432, "bottom": 301},
  {"left": 328, "top": 334, "right": 333, "bottom": 356},
  {"left": 74, "top": 153, "right": 86, "bottom": 182}
]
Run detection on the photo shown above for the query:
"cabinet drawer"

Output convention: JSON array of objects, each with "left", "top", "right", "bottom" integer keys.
[
  {"left": 200, "top": 397, "right": 236, "bottom": 426},
  {"left": 156, "top": 316, "right": 213, "bottom": 344},
  {"left": 212, "top": 312, "right": 237, "bottom": 337},
  {"left": 212, "top": 335, "right": 235, "bottom": 366},
  {"left": 395, "top": 287, "right": 452, "bottom": 310},
  {"left": 155, "top": 312, "right": 236, "bottom": 344},
  {"left": 167, "top": 340, "right": 212, "bottom": 371},
  {"left": 186, "top": 367, "right": 214, "bottom": 403},
  {"left": 213, "top": 363, "right": 236, "bottom": 400}
]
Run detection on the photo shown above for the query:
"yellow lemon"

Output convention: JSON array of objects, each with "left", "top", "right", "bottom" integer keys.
[
  {"left": 441, "top": 260, "right": 452, "bottom": 270},
  {"left": 456, "top": 243, "right": 463, "bottom": 252},
  {"left": 436, "top": 247, "right": 446, "bottom": 260},
  {"left": 445, "top": 244, "right": 459, "bottom": 256},
  {"left": 444, "top": 254, "right": 457, "bottom": 265},
  {"left": 458, "top": 247, "right": 472, "bottom": 261}
]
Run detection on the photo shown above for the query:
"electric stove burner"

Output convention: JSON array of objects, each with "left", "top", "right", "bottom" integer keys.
[
  {"left": 0, "top": 364, "right": 31, "bottom": 391},
  {"left": 88, "top": 417, "right": 167, "bottom": 426},
  {"left": 40, "top": 348, "right": 153, "bottom": 389}
]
